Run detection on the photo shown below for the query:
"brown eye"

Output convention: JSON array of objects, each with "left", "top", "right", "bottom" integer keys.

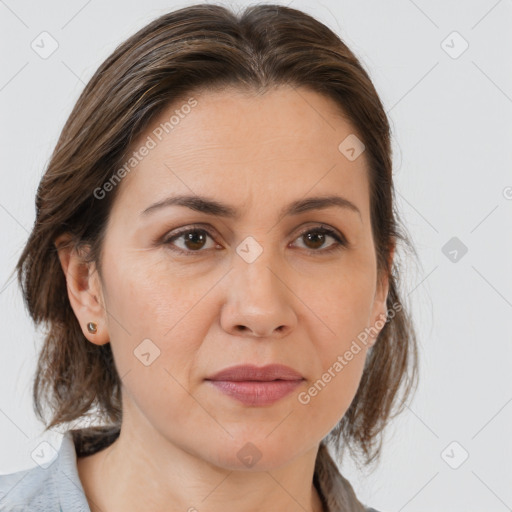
[
  {"left": 163, "top": 227, "right": 217, "bottom": 255},
  {"left": 181, "top": 231, "right": 208, "bottom": 250},
  {"left": 303, "top": 231, "right": 327, "bottom": 250},
  {"left": 293, "top": 226, "right": 346, "bottom": 254},
  {"left": 162, "top": 224, "right": 346, "bottom": 257}
]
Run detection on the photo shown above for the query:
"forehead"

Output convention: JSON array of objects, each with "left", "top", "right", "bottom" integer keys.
[{"left": 111, "top": 85, "right": 369, "bottom": 219}]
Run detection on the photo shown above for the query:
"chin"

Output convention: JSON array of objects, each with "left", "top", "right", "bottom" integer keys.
[{"left": 200, "top": 435, "right": 308, "bottom": 472}]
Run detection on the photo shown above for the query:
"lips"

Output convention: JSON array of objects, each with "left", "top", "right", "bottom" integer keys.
[
  {"left": 205, "top": 364, "right": 304, "bottom": 406},
  {"left": 207, "top": 364, "right": 304, "bottom": 382}
]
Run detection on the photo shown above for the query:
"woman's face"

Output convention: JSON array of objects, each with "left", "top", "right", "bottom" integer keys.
[{"left": 80, "top": 85, "right": 389, "bottom": 470}]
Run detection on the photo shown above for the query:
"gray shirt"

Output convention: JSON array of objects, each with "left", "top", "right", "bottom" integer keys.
[
  {"left": 0, "top": 431, "right": 90, "bottom": 511},
  {"left": 0, "top": 430, "right": 382, "bottom": 511}
]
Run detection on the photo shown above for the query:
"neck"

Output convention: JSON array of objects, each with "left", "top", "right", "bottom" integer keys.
[{"left": 77, "top": 419, "right": 325, "bottom": 512}]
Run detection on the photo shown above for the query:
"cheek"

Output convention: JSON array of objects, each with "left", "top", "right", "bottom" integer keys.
[
  {"left": 104, "top": 249, "right": 213, "bottom": 327},
  {"left": 298, "top": 349, "right": 367, "bottom": 427},
  {"left": 100, "top": 257, "right": 218, "bottom": 435},
  {"left": 306, "top": 260, "right": 377, "bottom": 357},
  {"left": 297, "top": 284, "right": 371, "bottom": 431},
  {"left": 100, "top": 253, "right": 219, "bottom": 382}
]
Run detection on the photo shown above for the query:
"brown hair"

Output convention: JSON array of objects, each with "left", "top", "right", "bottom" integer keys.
[{"left": 15, "top": 2, "right": 418, "bottom": 506}]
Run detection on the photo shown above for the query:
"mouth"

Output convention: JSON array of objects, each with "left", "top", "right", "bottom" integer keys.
[{"left": 205, "top": 364, "right": 305, "bottom": 406}]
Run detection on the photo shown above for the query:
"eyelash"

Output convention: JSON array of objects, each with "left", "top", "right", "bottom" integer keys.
[{"left": 161, "top": 223, "right": 347, "bottom": 257}]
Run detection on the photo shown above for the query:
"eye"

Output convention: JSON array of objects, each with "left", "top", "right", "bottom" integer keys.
[
  {"left": 291, "top": 225, "right": 347, "bottom": 254},
  {"left": 162, "top": 225, "right": 219, "bottom": 256},
  {"left": 162, "top": 223, "right": 347, "bottom": 256}
]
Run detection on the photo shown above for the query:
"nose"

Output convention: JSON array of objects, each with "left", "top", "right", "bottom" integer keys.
[{"left": 220, "top": 247, "right": 297, "bottom": 339}]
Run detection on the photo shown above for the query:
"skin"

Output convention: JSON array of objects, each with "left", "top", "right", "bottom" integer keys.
[{"left": 57, "top": 85, "right": 391, "bottom": 512}]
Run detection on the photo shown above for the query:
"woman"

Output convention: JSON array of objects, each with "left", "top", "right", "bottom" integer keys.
[{"left": 0, "top": 3, "right": 418, "bottom": 511}]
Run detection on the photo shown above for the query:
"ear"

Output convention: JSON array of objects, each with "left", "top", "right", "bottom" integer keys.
[
  {"left": 55, "top": 234, "right": 110, "bottom": 345},
  {"left": 367, "top": 242, "right": 395, "bottom": 348}
]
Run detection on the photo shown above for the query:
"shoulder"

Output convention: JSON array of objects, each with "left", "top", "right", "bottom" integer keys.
[
  {"left": 0, "top": 463, "right": 56, "bottom": 511},
  {"left": 0, "top": 431, "right": 91, "bottom": 511}
]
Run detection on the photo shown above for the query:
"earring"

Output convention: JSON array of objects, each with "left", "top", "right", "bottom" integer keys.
[{"left": 87, "top": 322, "right": 98, "bottom": 334}]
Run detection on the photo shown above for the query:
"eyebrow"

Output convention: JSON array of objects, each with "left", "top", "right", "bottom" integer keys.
[{"left": 141, "top": 194, "right": 362, "bottom": 221}]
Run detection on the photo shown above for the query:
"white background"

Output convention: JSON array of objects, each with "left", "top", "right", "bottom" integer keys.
[{"left": 1, "top": 1, "right": 511, "bottom": 511}]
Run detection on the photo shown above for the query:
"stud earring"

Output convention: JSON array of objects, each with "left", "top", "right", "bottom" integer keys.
[{"left": 87, "top": 322, "right": 98, "bottom": 334}]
